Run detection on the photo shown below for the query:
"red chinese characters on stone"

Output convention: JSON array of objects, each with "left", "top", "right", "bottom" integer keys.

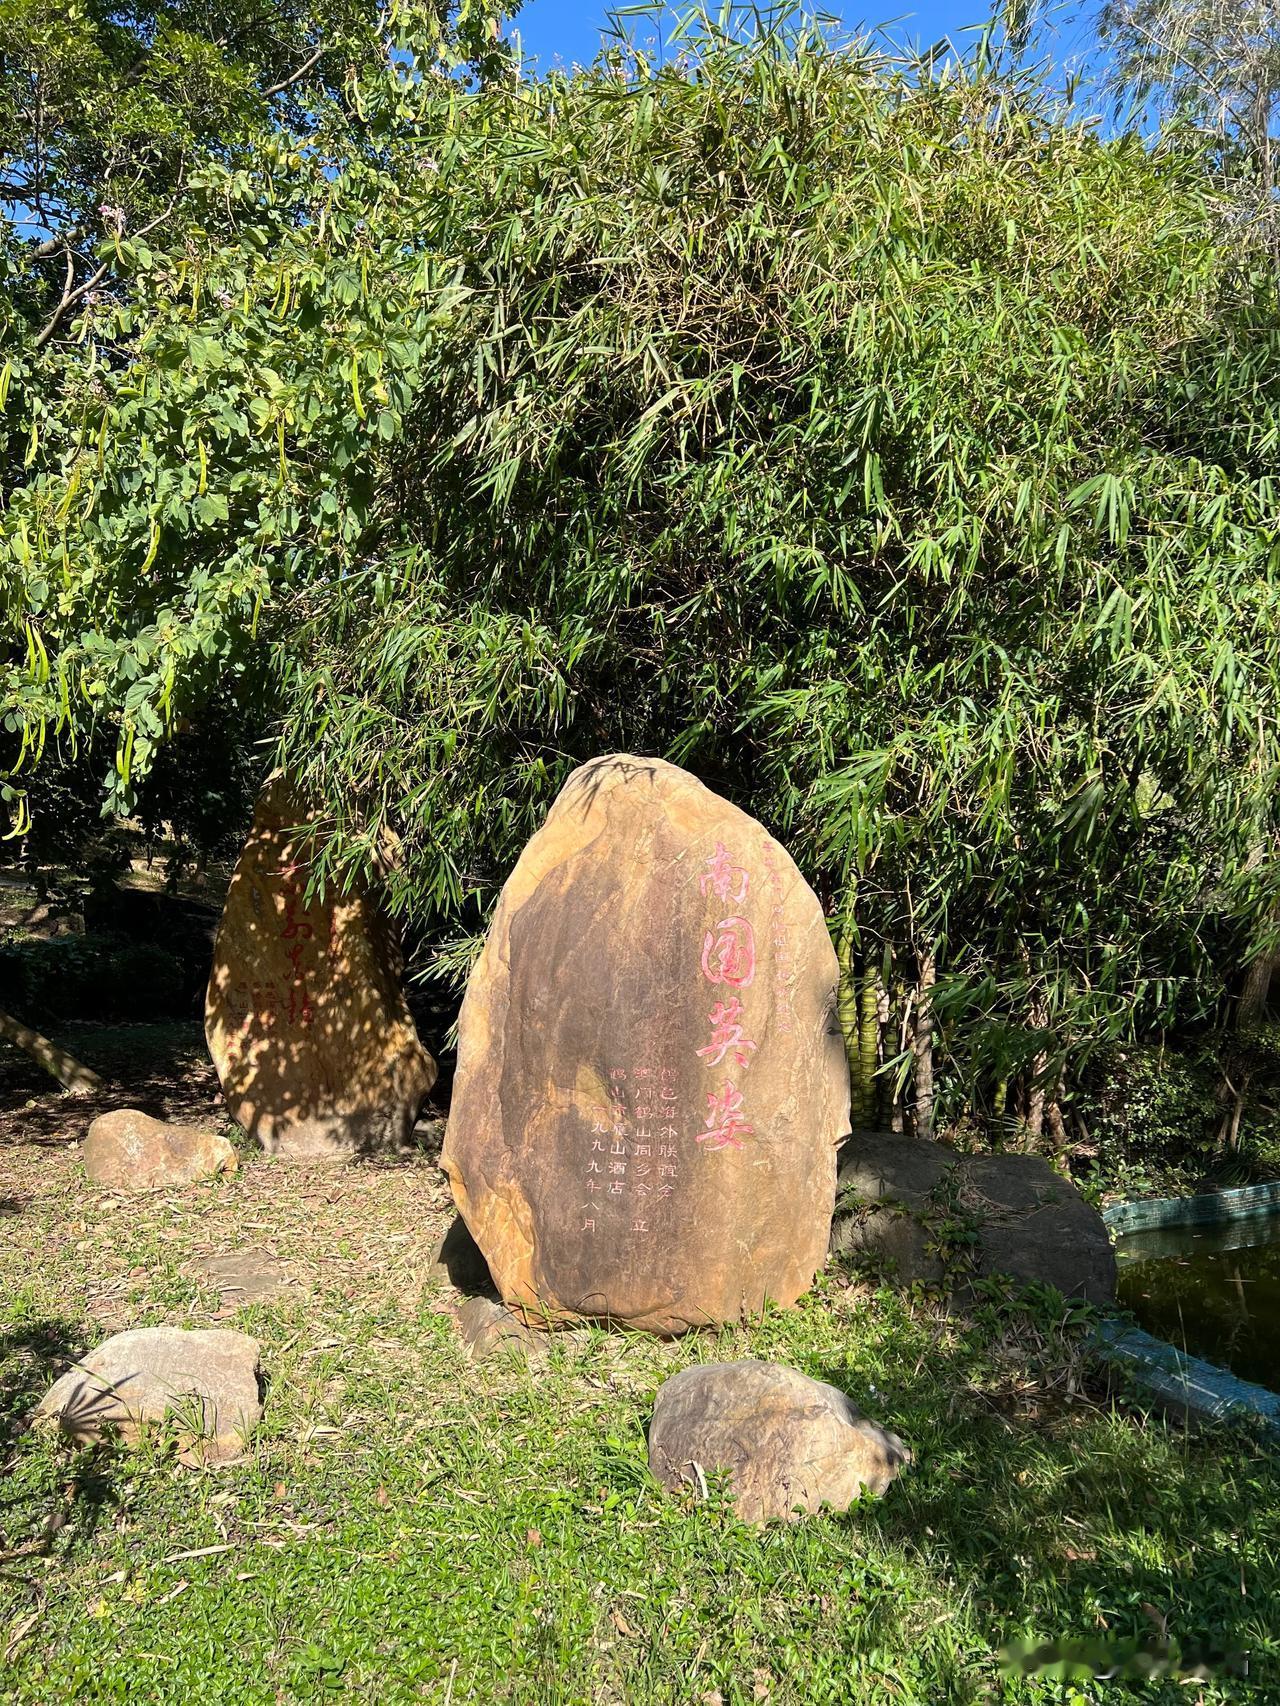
[
  {"left": 696, "top": 995, "right": 758, "bottom": 1069},
  {"left": 701, "top": 916, "right": 756, "bottom": 988},
  {"left": 696, "top": 848, "right": 759, "bottom": 1149},
  {"left": 280, "top": 884, "right": 316, "bottom": 1028},
  {"left": 698, "top": 1081, "right": 754, "bottom": 1152},
  {"left": 700, "top": 841, "right": 750, "bottom": 905}
]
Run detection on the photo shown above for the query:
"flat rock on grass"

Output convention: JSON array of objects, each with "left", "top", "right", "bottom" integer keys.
[
  {"left": 649, "top": 1359, "right": 908, "bottom": 1524},
  {"left": 36, "top": 1326, "right": 262, "bottom": 1465},
  {"left": 199, "top": 1248, "right": 294, "bottom": 1310},
  {"left": 831, "top": 1131, "right": 1117, "bottom": 1303},
  {"left": 83, "top": 1108, "right": 237, "bottom": 1191}
]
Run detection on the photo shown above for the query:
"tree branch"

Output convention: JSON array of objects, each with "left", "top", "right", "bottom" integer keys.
[
  {"left": 263, "top": 42, "right": 326, "bottom": 99},
  {"left": 0, "top": 1009, "right": 103, "bottom": 1095},
  {"left": 33, "top": 255, "right": 109, "bottom": 350},
  {"left": 32, "top": 202, "right": 175, "bottom": 350}
]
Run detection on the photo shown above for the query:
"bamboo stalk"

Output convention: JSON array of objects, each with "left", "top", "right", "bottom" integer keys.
[
  {"left": 858, "top": 963, "right": 881, "bottom": 1130},
  {"left": 913, "top": 946, "right": 936, "bottom": 1142},
  {"left": 836, "top": 924, "right": 864, "bottom": 1125}
]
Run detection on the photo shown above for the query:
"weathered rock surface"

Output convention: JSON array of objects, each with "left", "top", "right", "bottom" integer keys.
[
  {"left": 649, "top": 1360, "right": 908, "bottom": 1523},
  {"left": 455, "top": 1295, "right": 551, "bottom": 1364},
  {"left": 830, "top": 1131, "right": 1117, "bottom": 1303},
  {"left": 199, "top": 1249, "right": 294, "bottom": 1308},
  {"left": 205, "top": 780, "right": 436, "bottom": 1159},
  {"left": 442, "top": 755, "right": 849, "bottom": 1334},
  {"left": 36, "top": 1327, "right": 262, "bottom": 1465},
  {"left": 83, "top": 1109, "right": 238, "bottom": 1191}
]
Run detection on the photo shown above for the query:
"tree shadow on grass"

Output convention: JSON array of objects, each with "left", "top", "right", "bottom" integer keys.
[
  {"left": 0, "top": 1319, "right": 121, "bottom": 1572},
  {"left": 1, "top": 1317, "right": 85, "bottom": 1457},
  {"left": 808, "top": 1293, "right": 1272, "bottom": 1696},
  {"left": 0, "top": 1020, "right": 223, "bottom": 1150}
]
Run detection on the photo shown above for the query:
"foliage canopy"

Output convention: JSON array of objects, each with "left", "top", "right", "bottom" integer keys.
[{"left": 5, "top": 9, "right": 1280, "bottom": 1133}]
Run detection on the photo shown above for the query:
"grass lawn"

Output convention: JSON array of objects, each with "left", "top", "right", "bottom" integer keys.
[{"left": 2, "top": 1025, "right": 1278, "bottom": 1704}]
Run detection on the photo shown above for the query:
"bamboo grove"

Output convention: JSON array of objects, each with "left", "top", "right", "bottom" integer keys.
[{"left": 5, "top": 9, "right": 1280, "bottom": 1156}]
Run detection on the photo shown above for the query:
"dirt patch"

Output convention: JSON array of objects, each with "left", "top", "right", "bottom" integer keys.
[
  {"left": 0, "top": 1021, "right": 456, "bottom": 1356},
  {"left": 0, "top": 1023, "right": 226, "bottom": 1150}
]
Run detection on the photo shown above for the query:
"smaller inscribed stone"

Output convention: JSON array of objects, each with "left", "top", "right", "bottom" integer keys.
[{"left": 205, "top": 779, "right": 436, "bottom": 1160}]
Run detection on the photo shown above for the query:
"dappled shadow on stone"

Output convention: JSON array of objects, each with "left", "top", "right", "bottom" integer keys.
[{"left": 203, "top": 780, "right": 439, "bottom": 1162}]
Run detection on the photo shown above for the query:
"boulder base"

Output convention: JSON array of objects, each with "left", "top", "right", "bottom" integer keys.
[
  {"left": 831, "top": 1131, "right": 1117, "bottom": 1303},
  {"left": 431, "top": 1215, "right": 495, "bottom": 1297},
  {"left": 205, "top": 780, "right": 436, "bottom": 1159},
  {"left": 36, "top": 1327, "right": 262, "bottom": 1465},
  {"left": 442, "top": 755, "right": 849, "bottom": 1333},
  {"left": 83, "top": 1109, "right": 237, "bottom": 1191},
  {"left": 455, "top": 1295, "right": 551, "bottom": 1364},
  {"left": 649, "top": 1360, "right": 908, "bottom": 1523}
]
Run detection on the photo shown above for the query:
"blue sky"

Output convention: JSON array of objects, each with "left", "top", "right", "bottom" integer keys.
[{"left": 509, "top": 1, "right": 1096, "bottom": 73}]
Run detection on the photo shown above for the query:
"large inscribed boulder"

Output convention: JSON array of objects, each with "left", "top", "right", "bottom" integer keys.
[
  {"left": 206, "top": 782, "right": 436, "bottom": 1159},
  {"left": 442, "top": 755, "right": 849, "bottom": 1333}
]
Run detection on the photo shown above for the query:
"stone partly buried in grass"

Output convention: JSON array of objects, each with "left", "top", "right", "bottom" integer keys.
[
  {"left": 831, "top": 1131, "right": 1117, "bottom": 1304},
  {"left": 442, "top": 754, "right": 850, "bottom": 1334},
  {"left": 35, "top": 1327, "right": 262, "bottom": 1466},
  {"left": 648, "top": 1360, "right": 909, "bottom": 1524},
  {"left": 455, "top": 1295, "right": 554, "bottom": 1364},
  {"left": 83, "top": 1108, "right": 238, "bottom": 1191},
  {"left": 205, "top": 778, "right": 437, "bottom": 1160}
]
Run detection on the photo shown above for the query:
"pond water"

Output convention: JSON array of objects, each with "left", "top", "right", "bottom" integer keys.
[{"left": 1115, "top": 1211, "right": 1280, "bottom": 1391}]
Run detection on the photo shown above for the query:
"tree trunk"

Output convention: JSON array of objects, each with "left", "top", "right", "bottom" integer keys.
[
  {"left": 1045, "top": 1068, "right": 1068, "bottom": 1156},
  {"left": 913, "top": 947, "right": 936, "bottom": 1142},
  {"left": 1025, "top": 1061, "right": 1048, "bottom": 1145},
  {"left": 1238, "top": 936, "right": 1280, "bottom": 1030},
  {"left": 1018, "top": 945, "right": 1049, "bottom": 1149},
  {"left": 0, "top": 1009, "right": 103, "bottom": 1095},
  {"left": 891, "top": 986, "right": 913, "bottom": 1133}
]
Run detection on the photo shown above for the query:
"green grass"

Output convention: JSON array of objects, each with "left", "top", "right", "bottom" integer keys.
[{"left": 2, "top": 1108, "right": 1278, "bottom": 1703}]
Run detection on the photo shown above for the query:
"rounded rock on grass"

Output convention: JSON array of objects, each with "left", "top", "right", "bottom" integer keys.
[
  {"left": 35, "top": 1326, "right": 263, "bottom": 1466},
  {"left": 83, "top": 1108, "right": 238, "bottom": 1191},
  {"left": 831, "top": 1130, "right": 1117, "bottom": 1304},
  {"left": 648, "top": 1358, "right": 908, "bottom": 1524}
]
